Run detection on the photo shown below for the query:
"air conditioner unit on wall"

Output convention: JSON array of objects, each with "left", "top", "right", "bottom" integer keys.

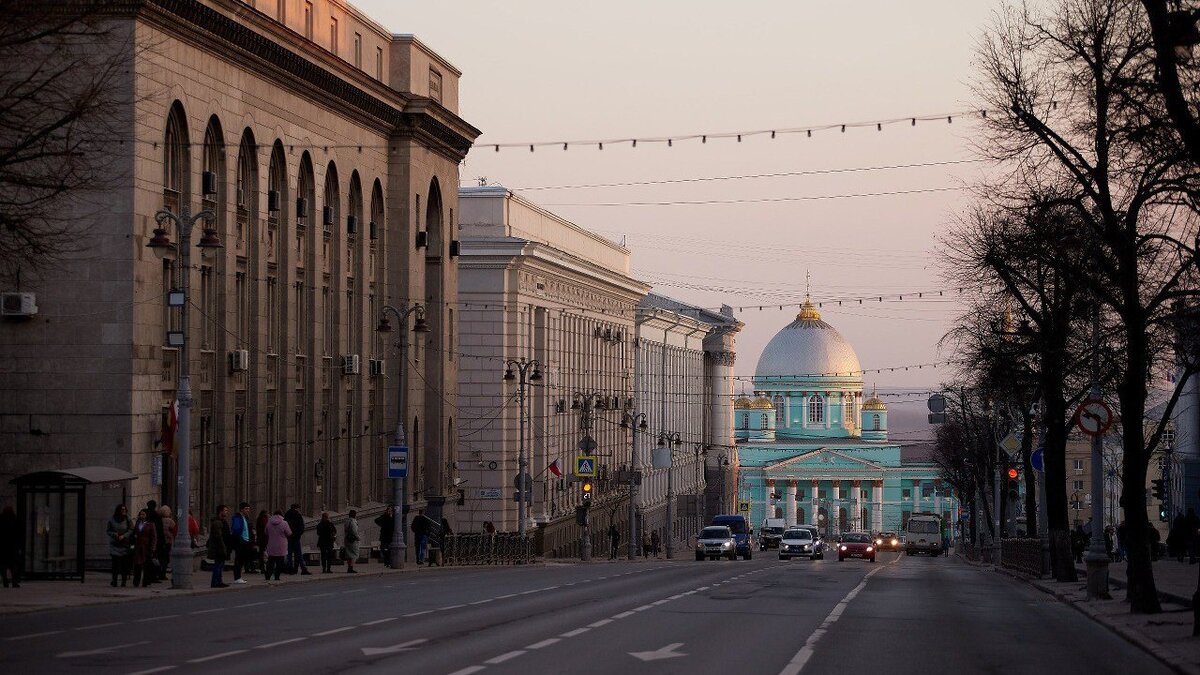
[
  {"left": 368, "top": 359, "right": 385, "bottom": 376},
  {"left": 1, "top": 292, "right": 37, "bottom": 318},
  {"left": 342, "top": 354, "right": 361, "bottom": 375},
  {"left": 228, "top": 349, "right": 250, "bottom": 372},
  {"left": 323, "top": 206, "right": 335, "bottom": 228}
]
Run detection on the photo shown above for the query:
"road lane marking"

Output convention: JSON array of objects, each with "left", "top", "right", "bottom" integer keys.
[
  {"left": 778, "top": 563, "right": 889, "bottom": 675},
  {"left": 312, "top": 626, "right": 356, "bottom": 636},
  {"left": 446, "top": 667, "right": 486, "bottom": 675},
  {"left": 526, "top": 638, "right": 560, "bottom": 649},
  {"left": 495, "top": 593, "right": 518, "bottom": 599},
  {"left": 136, "top": 615, "right": 178, "bottom": 622},
  {"left": 469, "top": 599, "right": 493, "bottom": 605},
  {"left": 235, "top": 602, "right": 267, "bottom": 608},
  {"left": 485, "top": 650, "right": 525, "bottom": 664},
  {"left": 190, "top": 608, "right": 225, "bottom": 615},
  {"left": 75, "top": 622, "right": 123, "bottom": 631},
  {"left": 588, "top": 619, "right": 613, "bottom": 628},
  {"left": 404, "top": 610, "right": 433, "bottom": 617},
  {"left": 187, "top": 649, "right": 247, "bottom": 663},
  {"left": 613, "top": 611, "right": 635, "bottom": 619},
  {"left": 276, "top": 596, "right": 304, "bottom": 602},
  {"left": 561, "top": 627, "right": 591, "bottom": 637},
  {"left": 343, "top": 589, "right": 366, "bottom": 594},
  {"left": 362, "top": 617, "right": 398, "bottom": 626},
  {"left": 7, "top": 630, "right": 62, "bottom": 640},
  {"left": 633, "top": 604, "right": 653, "bottom": 611},
  {"left": 126, "top": 667, "right": 176, "bottom": 675},
  {"left": 255, "top": 638, "right": 307, "bottom": 649},
  {"left": 58, "top": 641, "right": 149, "bottom": 658},
  {"left": 438, "top": 604, "right": 466, "bottom": 610}
]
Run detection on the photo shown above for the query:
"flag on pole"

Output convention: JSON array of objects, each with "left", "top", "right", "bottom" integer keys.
[
  {"left": 548, "top": 458, "right": 562, "bottom": 477},
  {"left": 160, "top": 399, "right": 178, "bottom": 455}
]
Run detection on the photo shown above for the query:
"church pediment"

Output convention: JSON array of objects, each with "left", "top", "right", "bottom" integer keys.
[{"left": 763, "top": 448, "right": 886, "bottom": 473}]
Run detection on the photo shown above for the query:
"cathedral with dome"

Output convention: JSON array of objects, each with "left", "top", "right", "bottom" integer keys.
[{"left": 733, "top": 298, "right": 957, "bottom": 538}]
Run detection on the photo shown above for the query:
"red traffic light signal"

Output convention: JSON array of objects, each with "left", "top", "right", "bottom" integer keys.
[{"left": 1006, "top": 467, "right": 1019, "bottom": 480}]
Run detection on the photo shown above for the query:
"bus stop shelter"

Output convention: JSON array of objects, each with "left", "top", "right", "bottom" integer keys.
[{"left": 10, "top": 466, "right": 137, "bottom": 581}]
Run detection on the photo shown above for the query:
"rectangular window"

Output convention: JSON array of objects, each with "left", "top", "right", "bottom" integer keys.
[
  {"left": 354, "top": 32, "right": 362, "bottom": 68},
  {"left": 376, "top": 46, "right": 383, "bottom": 79},
  {"left": 1073, "top": 480, "right": 1084, "bottom": 490},
  {"left": 902, "top": 488, "right": 911, "bottom": 499},
  {"left": 303, "top": 1, "right": 313, "bottom": 39},
  {"left": 330, "top": 17, "right": 338, "bottom": 54},
  {"left": 429, "top": 68, "right": 443, "bottom": 102}
]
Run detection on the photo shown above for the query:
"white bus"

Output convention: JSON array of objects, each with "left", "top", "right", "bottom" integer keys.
[{"left": 904, "top": 514, "right": 943, "bottom": 555}]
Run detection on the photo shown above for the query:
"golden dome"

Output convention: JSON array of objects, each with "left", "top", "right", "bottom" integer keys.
[
  {"left": 796, "top": 296, "right": 821, "bottom": 321},
  {"left": 750, "top": 397, "right": 775, "bottom": 409},
  {"left": 734, "top": 397, "right": 754, "bottom": 409},
  {"left": 863, "top": 397, "right": 887, "bottom": 411}
]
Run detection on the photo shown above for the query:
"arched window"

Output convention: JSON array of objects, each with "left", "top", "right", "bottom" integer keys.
[
  {"left": 235, "top": 129, "right": 257, "bottom": 250},
  {"left": 773, "top": 395, "right": 784, "bottom": 424},
  {"left": 808, "top": 395, "right": 824, "bottom": 425},
  {"left": 163, "top": 102, "right": 189, "bottom": 202},
  {"left": 872, "top": 414, "right": 881, "bottom": 431},
  {"left": 760, "top": 413, "right": 769, "bottom": 428}
]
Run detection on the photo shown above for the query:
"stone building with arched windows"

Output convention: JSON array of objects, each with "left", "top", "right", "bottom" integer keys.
[
  {"left": 733, "top": 297, "right": 957, "bottom": 537},
  {"left": 0, "top": 0, "right": 479, "bottom": 543}
]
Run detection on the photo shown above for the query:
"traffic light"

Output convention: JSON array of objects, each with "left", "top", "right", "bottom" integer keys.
[
  {"left": 581, "top": 479, "right": 594, "bottom": 503},
  {"left": 1006, "top": 466, "right": 1019, "bottom": 480},
  {"left": 1004, "top": 460, "right": 1020, "bottom": 500},
  {"left": 575, "top": 505, "right": 589, "bottom": 526},
  {"left": 1151, "top": 478, "right": 1166, "bottom": 501}
]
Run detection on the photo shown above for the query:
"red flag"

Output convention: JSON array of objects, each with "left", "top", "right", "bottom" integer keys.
[
  {"left": 161, "top": 400, "right": 178, "bottom": 455},
  {"left": 548, "top": 459, "right": 562, "bottom": 477}
]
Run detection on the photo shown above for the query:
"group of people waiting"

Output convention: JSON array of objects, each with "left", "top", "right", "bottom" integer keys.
[
  {"left": 204, "top": 503, "right": 353, "bottom": 588},
  {"left": 105, "top": 500, "right": 199, "bottom": 587}
]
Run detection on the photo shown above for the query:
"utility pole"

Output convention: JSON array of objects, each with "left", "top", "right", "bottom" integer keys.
[
  {"left": 504, "top": 358, "right": 542, "bottom": 538},
  {"left": 1085, "top": 301, "right": 1111, "bottom": 600},
  {"left": 660, "top": 431, "right": 682, "bottom": 558},
  {"left": 621, "top": 408, "right": 648, "bottom": 559}
]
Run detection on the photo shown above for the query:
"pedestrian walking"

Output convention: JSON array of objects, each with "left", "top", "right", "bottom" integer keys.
[
  {"left": 255, "top": 509, "right": 269, "bottom": 571},
  {"left": 1104, "top": 525, "right": 1115, "bottom": 561},
  {"left": 343, "top": 509, "right": 360, "bottom": 573},
  {"left": 642, "top": 531, "right": 652, "bottom": 558},
  {"left": 263, "top": 510, "right": 291, "bottom": 581},
  {"left": 158, "top": 505, "right": 177, "bottom": 578},
  {"left": 207, "top": 504, "right": 231, "bottom": 588},
  {"left": 375, "top": 506, "right": 395, "bottom": 568},
  {"left": 107, "top": 504, "right": 133, "bottom": 587},
  {"left": 230, "top": 502, "right": 254, "bottom": 583},
  {"left": 411, "top": 509, "right": 429, "bottom": 565},
  {"left": 284, "top": 504, "right": 311, "bottom": 575},
  {"left": 317, "top": 512, "right": 337, "bottom": 573},
  {"left": 187, "top": 509, "right": 200, "bottom": 549},
  {"left": 651, "top": 530, "right": 661, "bottom": 558},
  {"left": 608, "top": 523, "right": 620, "bottom": 560},
  {"left": 0, "top": 504, "right": 19, "bottom": 588},
  {"left": 144, "top": 500, "right": 165, "bottom": 582},
  {"left": 131, "top": 508, "right": 158, "bottom": 587}
]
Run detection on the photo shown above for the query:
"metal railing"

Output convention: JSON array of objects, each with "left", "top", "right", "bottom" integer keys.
[
  {"left": 440, "top": 533, "right": 533, "bottom": 566},
  {"left": 1001, "top": 538, "right": 1047, "bottom": 577}
]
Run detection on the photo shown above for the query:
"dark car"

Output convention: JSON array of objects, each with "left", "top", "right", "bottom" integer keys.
[
  {"left": 874, "top": 531, "right": 900, "bottom": 552},
  {"left": 711, "top": 515, "right": 753, "bottom": 560},
  {"left": 838, "top": 532, "right": 876, "bottom": 562}
]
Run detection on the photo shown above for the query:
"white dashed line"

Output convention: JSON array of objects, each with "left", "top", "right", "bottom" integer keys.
[
  {"left": 485, "top": 650, "right": 525, "bottom": 664},
  {"left": 561, "top": 627, "right": 591, "bottom": 637},
  {"left": 190, "top": 608, "right": 225, "bottom": 615},
  {"left": 343, "top": 589, "right": 366, "bottom": 594},
  {"left": 235, "top": 602, "right": 267, "bottom": 608},
  {"left": 469, "top": 599, "right": 493, "bottom": 605},
  {"left": 312, "top": 626, "right": 355, "bottom": 637},
  {"left": 526, "top": 638, "right": 560, "bottom": 650},
  {"left": 310, "top": 592, "right": 335, "bottom": 598},
  {"left": 613, "top": 611, "right": 635, "bottom": 619},
  {"left": 362, "top": 617, "right": 398, "bottom": 626},
  {"left": 187, "top": 649, "right": 247, "bottom": 663},
  {"left": 136, "top": 615, "right": 178, "bottom": 622},
  {"left": 651, "top": 599, "right": 669, "bottom": 606},
  {"left": 255, "top": 637, "right": 307, "bottom": 649},
  {"left": 438, "top": 604, "right": 466, "bottom": 610},
  {"left": 495, "top": 593, "right": 518, "bottom": 599},
  {"left": 633, "top": 604, "right": 653, "bottom": 611},
  {"left": 75, "top": 622, "right": 123, "bottom": 631},
  {"left": 778, "top": 563, "right": 887, "bottom": 675},
  {"left": 587, "top": 619, "right": 613, "bottom": 628},
  {"left": 126, "top": 666, "right": 176, "bottom": 675},
  {"left": 404, "top": 610, "right": 433, "bottom": 617},
  {"left": 446, "top": 667, "right": 486, "bottom": 675},
  {"left": 7, "top": 630, "right": 62, "bottom": 640},
  {"left": 276, "top": 596, "right": 304, "bottom": 602}
]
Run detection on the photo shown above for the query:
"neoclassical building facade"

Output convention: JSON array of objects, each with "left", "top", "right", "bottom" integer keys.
[
  {"left": 735, "top": 299, "right": 957, "bottom": 536},
  {"left": 0, "top": 0, "right": 478, "bottom": 531}
]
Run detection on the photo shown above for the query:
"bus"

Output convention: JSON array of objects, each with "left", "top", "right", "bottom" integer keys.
[{"left": 904, "top": 513, "right": 943, "bottom": 555}]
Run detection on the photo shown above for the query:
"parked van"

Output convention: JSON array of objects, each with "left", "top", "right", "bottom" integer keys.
[
  {"left": 904, "top": 513, "right": 943, "bottom": 555},
  {"left": 760, "top": 518, "right": 787, "bottom": 550},
  {"left": 711, "top": 514, "right": 753, "bottom": 559}
]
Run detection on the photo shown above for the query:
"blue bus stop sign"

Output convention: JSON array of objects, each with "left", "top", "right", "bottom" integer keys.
[{"left": 1031, "top": 447, "right": 1044, "bottom": 473}]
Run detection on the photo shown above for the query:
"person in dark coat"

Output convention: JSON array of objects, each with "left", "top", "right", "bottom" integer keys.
[
  {"left": 651, "top": 530, "right": 662, "bottom": 558},
  {"left": 107, "top": 504, "right": 134, "bottom": 587},
  {"left": 207, "top": 504, "right": 231, "bottom": 588},
  {"left": 144, "top": 500, "right": 165, "bottom": 582},
  {"left": 608, "top": 524, "right": 621, "bottom": 559},
  {"left": 316, "top": 511, "right": 337, "bottom": 573},
  {"left": 411, "top": 510, "right": 429, "bottom": 565},
  {"left": 375, "top": 506, "right": 395, "bottom": 568},
  {"left": 0, "top": 503, "right": 23, "bottom": 588},
  {"left": 255, "top": 510, "right": 269, "bottom": 571},
  {"left": 284, "top": 504, "right": 310, "bottom": 575},
  {"left": 131, "top": 508, "right": 158, "bottom": 587}
]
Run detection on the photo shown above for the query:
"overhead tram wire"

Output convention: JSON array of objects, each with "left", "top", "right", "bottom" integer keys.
[{"left": 544, "top": 186, "right": 963, "bottom": 208}]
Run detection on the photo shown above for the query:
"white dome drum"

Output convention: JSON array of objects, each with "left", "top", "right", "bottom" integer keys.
[{"left": 754, "top": 300, "right": 862, "bottom": 381}]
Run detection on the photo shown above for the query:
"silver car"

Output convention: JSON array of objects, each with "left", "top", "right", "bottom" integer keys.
[
  {"left": 779, "top": 528, "right": 822, "bottom": 560},
  {"left": 695, "top": 525, "right": 737, "bottom": 561}
]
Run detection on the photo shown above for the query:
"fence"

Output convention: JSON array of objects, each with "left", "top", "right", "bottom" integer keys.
[
  {"left": 1001, "top": 538, "right": 1048, "bottom": 577},
  {"left": 441, "top": 533, "right": 533, "bottom": 566}
]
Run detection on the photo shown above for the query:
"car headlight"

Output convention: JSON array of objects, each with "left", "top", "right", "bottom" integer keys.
[
  {"left": 722, "top": 542, "right": 732, "bottom": 549},
  {"left": 891, "top": 539, "right": 898, "bottom": 546},
  {"left": 802, "top": 544, "right": 810, "bottom": 550},
  {"left": 866, "top": 546, "right": 874, "bottom": 552},
  {"left": 875, "top": 539, "right": 882, "bottom": 545},
  {"left": 840, "top": 545, "right": 847, "bottom": 551}
]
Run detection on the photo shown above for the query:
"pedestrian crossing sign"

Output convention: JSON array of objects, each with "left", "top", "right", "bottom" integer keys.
[
  {"left": 575, "top": 456, "right": 597, "bottom": 477},
  {"left": 738, "top": 501, "right": 751, "bottom": 513}
]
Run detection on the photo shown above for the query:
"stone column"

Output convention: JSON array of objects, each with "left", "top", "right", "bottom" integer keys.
[
  {"left": 785, "top": 480, "right": 798, "bottom": 526},
  {"left": 764, "top": 479, "right": 774, "bottom": 521},
  {"left": 811, "top": 479, "right": 820, "bottom": 525},
  {"left": 832, "top": 482, "right": 842, "bottom": 535},
  {"left": 852, "top": 479, "right": 862, "bottom": 531},
  {"left": 872, "top": 480, "right": 884, "bottom": 531}
]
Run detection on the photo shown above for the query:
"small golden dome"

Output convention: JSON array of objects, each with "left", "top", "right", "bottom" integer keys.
[
  {"left": 863, "top": 397, "right": 887, "bottom": 411},
  {"left": 796, "top": 296, "right": 821, "bottom": 321},
  {"left": 750, "top": 397, "right": 775, "bottom": 409},
  {"left": 734, "top": 397, "right": 754, "bottom": 409}
]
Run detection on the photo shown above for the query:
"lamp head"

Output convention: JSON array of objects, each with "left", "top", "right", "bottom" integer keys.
[
  {"left": 197, "top": 227, "right": 223, "bottom": 249},
  {"left": 147, "top": 228, "right": 173, "bottom": 254},
  {"left": 638, "top": 418, "right": 648, "bottom": 430},
  {"left": 413, "top": 315, "right": 430, "bottom": 333},
  {"left": 376, "top": 316, "right": 392, "bottom": 333},
  {"left": 529, "top": 367, "right": 542, "bottom": 382},
  {"left": 503, "top": 368, "right": 515, "bottom": 381}
]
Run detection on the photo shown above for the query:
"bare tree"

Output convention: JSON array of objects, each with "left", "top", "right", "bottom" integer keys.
[
  {"left": 973, "top": 0, "right": 1200, "bottom": 612},
  {"left": 0, "top": 1, "right": 128, "bottom": 285},
  {"left": 1140, "top": 1, "right": 1200, "bottom": 163}
]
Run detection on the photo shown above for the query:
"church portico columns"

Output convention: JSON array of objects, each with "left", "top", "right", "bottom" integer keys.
[
  {"left": 811, "top": 480, "right": 819, "bottom": 526},
  {"left": 872, "top": 480, "right": 883, "bottom": 532},
  {"left": 852, "top": 479, "right": 862, "bottom": 531},
  {"left": 765, "top": 479, "right": 775, "bottom": 520},
  {"left": 785, "top": 480, "right": 797, "bottom": 526},
  {"left": 832, "top": 482, "right": 842, "bottom": 536}
]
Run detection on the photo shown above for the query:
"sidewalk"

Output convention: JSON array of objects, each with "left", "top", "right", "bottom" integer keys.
[{"left": 965, "top": 553, "right": 1200, "bottom": 675}]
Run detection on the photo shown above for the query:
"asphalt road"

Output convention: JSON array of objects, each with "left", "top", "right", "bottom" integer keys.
[{"left": 0, "top": 553, "right": 1169, "bottom": 675}]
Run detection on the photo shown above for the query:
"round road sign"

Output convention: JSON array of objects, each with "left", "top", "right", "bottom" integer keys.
[{"left": 1075, "top": 399, "right": 1113, "bottom": 437}]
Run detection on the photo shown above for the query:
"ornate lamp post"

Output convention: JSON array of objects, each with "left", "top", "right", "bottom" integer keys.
[
  {"left": 658, "top": 430, "right": 682, "bottom": 558},
  {"left": 376, "top": 303, "right": 428, "bottom": 567},
  {"left": 146, "top": 200, "right": 221, "bottom": 590},
  {"left": 503, "top": 358, "right": 541, "bottom": 538},
  {"left": 620, "top": 408, "right": 648, "bottom": 559}
]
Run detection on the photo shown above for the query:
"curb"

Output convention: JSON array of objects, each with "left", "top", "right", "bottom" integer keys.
[{"left": 1075, "top": 565, "right": 1194, "bottom": 609}]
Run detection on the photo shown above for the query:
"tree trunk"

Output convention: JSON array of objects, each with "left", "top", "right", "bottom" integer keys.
[
  {"left": 1042, "top": 388, "right": 1077, "bottom": 581},
  {"left": 1119, "top": 301, "right": 1161, "bottom": 613}
]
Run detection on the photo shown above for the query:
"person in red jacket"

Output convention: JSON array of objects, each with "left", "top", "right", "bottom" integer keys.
[
  {"left": 187, "top": 509, "right": 200, "bottom": 549},
  {"left": 131, "top": 509, "right": 158, "bottom": 587}
]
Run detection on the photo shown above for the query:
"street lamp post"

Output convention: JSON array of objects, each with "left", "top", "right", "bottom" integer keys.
[
  {"left": 718, "top": 453, "right": 730, "bottom": 515},
  {"left": 376, "top": 303, "right": 429, "bottom": 567},
  {"left": 620, "top": 409, "right": 648, "bottom": 560},
  {"left": 659, "top": 430, "right": 682, "bottom": 558},
  {"left": 504, "top": 358, "right": 542, "bottom": 539},
  {"left": 1085, "top": 301, "right": 1111, "bottom": 600},
  {"left": 147, "top": 202, "right": 221, "bottom": 590}
]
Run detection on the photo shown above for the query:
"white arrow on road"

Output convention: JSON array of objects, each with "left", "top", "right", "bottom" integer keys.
[
  {"left": 361, "top": 638, "right": 428, "bottom": 656},
  {"left": 57, "top": 640, "right": 149, "bottom": 658},
  {"left": 629, "top": 642, "right": 686, "bottom": 661}
]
